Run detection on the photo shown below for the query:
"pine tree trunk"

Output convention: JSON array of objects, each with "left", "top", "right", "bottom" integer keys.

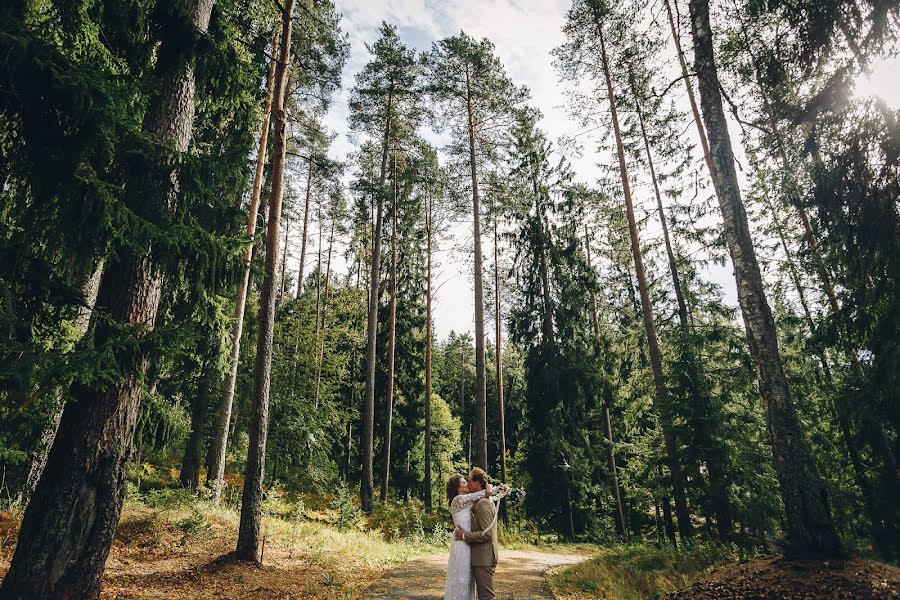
[
  {"left": 0, "top": 2, "right": 214, "bottom": 596},
  {"left": 380, "top": 156, "right": 398, "bottom": 503},
  {"left": 296, "top": 157, "right": 314, "bottom": 297},
  {"left": 361, "top": 86, "right": 394, "bottom": 513},
  {"left": 236, "top": 0, "right": 295, "bottom": 562},
  {"left": 18, "top": 257, "right": 103, "bottom": 508},
  {"left": 424, "top": 188, "right": 433, "bottom": 512},
  {"left": 631, "top": 78, "right": 732, "bottom": 540},
  {"left": 313, "top": 222, "right": 335, "bottom": 408},
  {"left": 465, "top": 66, "right": 488, "bottom": 470},
  {"left": 585, "top": 228, "right": 627, "bottom": 539},
  {"left": 662, "top": 495, "right": 677, "bottom": 546},
  {"left": 278, "top": 214, "right": 290, "bottom": 303},
  {"left": 688, "top": 0, "right": 840, "bottom": 556},
  {"left": 662, "top": 0, "right": 721, "bottom": 206},
  {"left": 180, "top": 365, "right": 213, "bottom": 491},
  {"left": 493, "top": 220, "right": 507, "bottom": 485},
  {"left": 747, "top": 45, "right": 900, "bottom": 495},
  {"left": 597, "top": 27, "right": 692, "bottom": 540},
  {"left": 208, "top": 27, "right": 278, "bottom": 502}
]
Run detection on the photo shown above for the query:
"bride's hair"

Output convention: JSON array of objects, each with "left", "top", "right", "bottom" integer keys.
[{"left": 445, "top": 473, "right": 464, "bottom": 505}]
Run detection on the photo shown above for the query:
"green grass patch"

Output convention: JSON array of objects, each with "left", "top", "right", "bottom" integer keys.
[{"left": 549, "top": 541, "right": 747, "bottom": 600}]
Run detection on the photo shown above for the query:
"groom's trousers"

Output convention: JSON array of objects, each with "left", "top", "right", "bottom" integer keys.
[{"left": 472, "top": 566, "right": 495, "bottom": 600}]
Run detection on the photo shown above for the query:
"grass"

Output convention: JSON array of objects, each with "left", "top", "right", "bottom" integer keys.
[
  {"left": 116, "top": 484, "right": 450, "bottom": 567},
  {"left": 549, "top": 541, "right": 746, "bottom": 600}
]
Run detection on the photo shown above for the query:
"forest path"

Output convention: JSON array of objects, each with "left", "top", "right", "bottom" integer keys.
[{"left": 362, "top": 549, "right": 586, "bottom": 599}]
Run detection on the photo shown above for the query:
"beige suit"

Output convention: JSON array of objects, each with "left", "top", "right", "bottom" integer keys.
[{"left": 463, "top": 496, "right": 498, "bottom": 599}]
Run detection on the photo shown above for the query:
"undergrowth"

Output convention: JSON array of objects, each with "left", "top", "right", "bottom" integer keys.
[{"left": 549, "top": 541, "right": 753, "bottom": 600}]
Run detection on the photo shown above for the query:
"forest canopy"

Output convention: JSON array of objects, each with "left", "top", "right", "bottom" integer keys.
[{"left": 0, "top": 0, "right": 898, "bottom": 597}]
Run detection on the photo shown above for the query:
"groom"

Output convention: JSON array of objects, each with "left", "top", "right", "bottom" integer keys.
[{"left": 454, "top": 467, "right": 498, "bottom": 600}]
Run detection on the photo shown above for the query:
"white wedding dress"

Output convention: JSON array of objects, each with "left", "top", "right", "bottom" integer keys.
[{"left": 444, "top": 490, "right": 484, "bottom": 600}]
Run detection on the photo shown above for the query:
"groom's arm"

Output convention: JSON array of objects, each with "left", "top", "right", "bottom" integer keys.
[{"left": 462, "top": 500, "right": 493, "bottom": 544}]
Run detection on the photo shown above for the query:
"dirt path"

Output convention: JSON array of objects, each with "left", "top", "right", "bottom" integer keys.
[{"left": 362, "top": 550, "right": 586, "bottom": 599}]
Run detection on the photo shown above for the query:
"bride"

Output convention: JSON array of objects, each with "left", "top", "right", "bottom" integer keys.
[{"left": 443, "top": 473, "right": 509, "bottom": 600}]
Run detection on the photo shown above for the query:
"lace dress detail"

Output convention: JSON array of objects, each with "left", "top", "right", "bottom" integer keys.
[{"left": 443, "top": 491, "right": 485, "bottom": 600}]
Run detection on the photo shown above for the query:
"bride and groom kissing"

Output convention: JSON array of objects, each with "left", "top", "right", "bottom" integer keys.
[{"left": 444, "top": 468, "right": 510, "bottom": 600}]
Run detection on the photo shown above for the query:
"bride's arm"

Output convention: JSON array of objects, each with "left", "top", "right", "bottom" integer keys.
[{"left": 450, "top": 488, "right": 491, "bottom": 512}]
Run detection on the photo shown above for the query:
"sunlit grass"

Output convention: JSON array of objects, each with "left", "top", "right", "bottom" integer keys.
[{"left": 549, "top": 541, "right": 744, "bottom": 600}]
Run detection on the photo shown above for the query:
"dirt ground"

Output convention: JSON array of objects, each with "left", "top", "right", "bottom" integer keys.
[
  {"left": 667, "top": 556, "right": 900, "bottom": 600},
  {"left": 362, "top": 550, "right": 587, "bottom": 599}
]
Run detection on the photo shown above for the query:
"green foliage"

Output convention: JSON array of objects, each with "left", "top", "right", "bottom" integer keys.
[{"left": 329, "top": 485, "right": 363, "bottom": 532}]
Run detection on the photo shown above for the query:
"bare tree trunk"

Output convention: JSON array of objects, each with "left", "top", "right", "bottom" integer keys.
[
  {"left": 631, "top": 77, "right": 732, "bottom": 541},
  {"left": 313, "top": 222, "right": 335, "bottom": 408},
  {"left": 0, "top": 1, "right": 214, "bottom": 596},
  {"left": 585, "top": 228, "right": 627, "bottom": 539},
  {"left": 746, "top": 40, "right": 900, "bottom": 495},
  {"left": 278, "top": 213, "right": 291, "bottom": 303},
  {"left": 361, "top": 87, "right": 394, "bottom": 513},
  {"left": 662, "top": 0, "right": 721, "bottom": 206},
  {"left": 296, "top": 157, "right": 314, "bottom": 297},
  {"left": 381, "top": 156, "right": 399, "bottom": 503},
  {"left": 597, "top": 26, "right": 691, "bottom": 540},
  {"left": 424, "top": 186, "right": 433, "bottom": 512},
  {"left": 688, "top": 0, "right": 840, "bottom": 556},
  {"left": 208, "top": 26, "right": 279, "bottom": 502},
  {"left": 465, "top": 66, "right": 488, "bottom": 470},
  {"left": 18, "top": 258, "right": 104, "bottom": 508},
  {"left": 180, "top": 365, "right": 213, "bottom": 491},
  {"left": 236, "top": 0, "right": 296, "bottom": 562},
  {"left": 493, "top": 220, "right": 507, "bottom": 486}
]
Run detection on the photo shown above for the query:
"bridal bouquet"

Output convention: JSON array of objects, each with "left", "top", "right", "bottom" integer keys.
[{"left": 489, "top": 483, "right": 526, "bottom": 507}]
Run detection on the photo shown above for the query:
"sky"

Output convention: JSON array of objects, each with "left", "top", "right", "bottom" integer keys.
[{"left": 293, "top": 0, "right": 900, "bottom": 341}]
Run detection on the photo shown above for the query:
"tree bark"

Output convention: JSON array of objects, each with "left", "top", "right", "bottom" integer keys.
[
  {"left": 17, "top": 258, "right": 104, "bottom": 508},
  {"left": 465, "top": 65, "right": 488, "bottom": 470},
  {"left": 208, "top": 26, "right": 279, "bottom": 502},
  {"left": 0, "top": 1, "right": 214, "bottom": 596},
  {"left": 361, "top": 87, "right": 394, "bottom": 513},
  {"left": 179, "top": 365, "right": 212, "bottom": 491},
  {"left": 380, "top": 156, "right": 399, "bottom": 502},
  {"left": 236, "top": 0, "right": 295, "bottom": 562},
  {"left": 597, "top": 26, "right": 692, "bottom": 540},
  {"left": 688, "top": 0, "right": 840, "bottom": 556}
]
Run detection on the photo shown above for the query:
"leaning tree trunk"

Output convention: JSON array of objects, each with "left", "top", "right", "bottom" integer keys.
[
  {"left": 0, "top": 2, "right": 214, "bottom": 597},
  {"left": 688, "top": 0, "right": 840, "bottom": 556},
  {"left": 361, "top": 86, "right": 394, "bottom": 513},
  {"left": 630, "top": 76, "right": 732, "bottom": 540},
  {"left": 380, "top": 156, "right": 399, "bottom": 503},
  {"left": 17, "top": 257, "right": 104, "bottom": 508},
  {"left": 424, "top": 186, "right": 434, "bottom": 511},
  {"left": 585, "top": 227, "right": 628, "bottom": 539},
  {"left": 597, "top": 26, "right": 692, "bottom": 540},
  {"left": 465, "top": 66, "right": 488, "bottom": 470},
  {"left": 662, "top": 0, "right": 721, "bottom": 206},
  {"left": 208, "top": 26, "right": 279, "bottom": 502},
  {"left": 236, "top": 0, "right": 296, "bottom": 562}
]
